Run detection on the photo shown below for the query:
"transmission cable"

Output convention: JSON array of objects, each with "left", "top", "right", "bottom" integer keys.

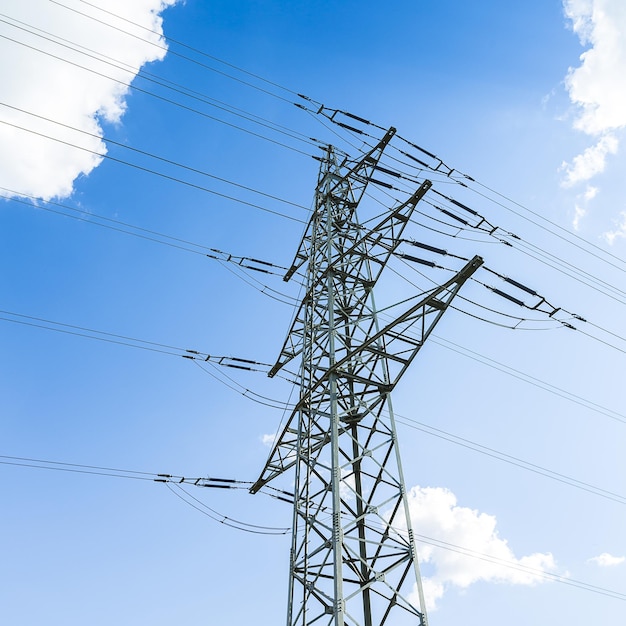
[
  {"left": 44, "top": 2, "right": 368, "bottom": 161},
  {"left": 165, "top": 483, "right": 289, "bottom": 535},
  {"left": 500, "top": 232, "right": 626, "bottom": 306},
  {"left": 0, "top": 28, "right": 314, "bottom": 160},
  {"left": 6, "top": 6, "right": 624, "bottom": 488},
  {"left": 0, "top": 455, "right": 249, "bottom": 489},
  {"left": 418, "top": 184, "right": 626, "bottom": 306},
  {"left": 393, "top": 415, "right": 626, "bottom": 505},
  {"left": 0, "top": 102, "right": 310, "bottom": 213},
  {"left": 51, "top": 0, "right": 311, "bottom": 105},
  {"left": 316, "top": 108, "right": 626, "bottom": 282},
  {"left": 412, "top": 532, "right": 626, "bottom": 602},
  {"left": 0, "top": 453, "right": 286, "bottom": 496},
  {"left": 3, "top": 190, "right": 301, "bottom": 305},
  {"left": 386, "top": 252, "right": 572, "bottom": 331},
  {"left": 388, "top": 127, "right": 626, "bottom": 272},
  {"left": 0, "top": 98, "right": 315, "bottom": 207},
  {"left": 0, "top": 13, "right": 324, "bottom": 151},
  {"left": 0, "top": 308, "right": 272, "bottom": 371},
  {"left": 16, "top": 7, "right": 625, "bottom": 309},
  {"left": 313, "top": 149, "right": 626, "bottom": 314},
  {"left": 3, "top": 3, "right": 620, "bottom": 588},
  {"left": 193, "top": 360, "right": 296, "bottom": 411},
  {"left": 0, "top": 117, "right": 307, "bottom": 224},
  {"left": 366, "top": 300, "right": 625, "bottom": 427},
  {"left": 0, "top": 454, "right": 289, "bottom": 535},
  {"left": 413, "top": 191, "right": 626, "bottom": 307},
  {"left": 392, "top": 239, "right": 626, "bottom": 353},
  {"left": 3, "top": 189, "right": 292, "bottom": 278},
  {"left": 16, "top": 449, "right": 624, "bottom": 583},
  {"left": 0, "top": 455, "right": 158, "bottom": 481},
  {"left": 471, "top": 178, "right": 626, "bottom": 272},
  {"left": 272, "top": 483, "right": 626, "bottom": 601},
  {"left": 408, "top": 204, "right": 626, "bottom": 307}
]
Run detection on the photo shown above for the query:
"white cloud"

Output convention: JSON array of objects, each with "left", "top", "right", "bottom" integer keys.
[
  {"left": 560, "top": 134, "right": 618, "bottom": 187},
  {"left": 572, "top": 204, "right": 587, "bottom": 230},
  {"left": 0, "top": 0, "right": 178, "bottom": 201},
  {"left": 602, "top": 210, "right": 626, "bottom": 244},
  {"left": 588, "top": 552, "right": 625, "bottom": 566},
  {"left": 339, "top": 466, "right": 356, "bottom": 502},
  {"left": 561, "top": 0, "right": 626, "bottom": 187},
  {"left": 564, "top": 0, "right": 626, "bottom": 135},
  {"left": 261, "top": 433, "right": 277, "bottom": 447},
  {"left": 571, "top": 185, "right": 598, "bottom": 229},
  {"left": 405, "top": 486, "right": 558, "bottom": 610}
]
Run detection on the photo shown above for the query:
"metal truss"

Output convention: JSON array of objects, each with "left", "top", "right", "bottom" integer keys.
[{"left": 252, "top": 129, "right": 483, "bottom": 626}]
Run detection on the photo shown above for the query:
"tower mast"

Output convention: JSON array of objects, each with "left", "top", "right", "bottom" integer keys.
[{"left": 252, "top": 128, "right": 482, "bottom": 625}]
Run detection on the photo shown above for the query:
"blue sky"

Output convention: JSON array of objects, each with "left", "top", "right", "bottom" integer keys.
[{"left": 1, "top": 1, "right": 625, "bottom": 625}]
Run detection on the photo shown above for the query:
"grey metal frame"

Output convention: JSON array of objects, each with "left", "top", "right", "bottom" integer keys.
[{"left": 252, "top": 129, "right": 482, "bottom": 626}]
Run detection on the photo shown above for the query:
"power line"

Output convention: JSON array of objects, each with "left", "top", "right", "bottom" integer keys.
[
  {"left": 2, "top": 4, "right": 620, "bottom": 616},
  {"left": 316, "top": 130, "right": 626, "bottom": 316},
  {"left": 0, "top": 15, "right": 320, "bottom": 155},
  {"left": 501, "top": 234, "right": 626, "bottom": 307},
  {"left": 394, "top": 415, "right": 626, "bottom": 505},
  {"left": 0, "top": 101, "right": 311, "bottom": 212},
  {"left": 0, "top": 454, "right": 289, "bottom": 535},
  {"left": 12, "top": 103, "right": 626, "bottom": 353},
  {"left": 4, "top": 451, "right": 623, "bottom": 599},
  {"left": 366, "top": 299, "right": 625, "bottom": 426},
  {"left": 470, "top": 178, "right": 626, "bottom": 271},
  {"left": 412, "top": 532, "right": 626, "bottom": 602},
  {"left": 165, "top": 483, "right": 289, "bottom": 535},
  {"left": 379, "top": 163, "right": 626, "bottom": 309},
  {"left": 315, "top": 110, "right": 626, "bottom": 287},
  {"left": 2, "top": 188, "right": 290, "bottom": 276},
  {"left": 4, "top": 244, "right": 607, "bottom": 433},
  {"left": 379, "top": 124, "right": 626, "bottom": 274},
  {"left": 430, "top": 335, "right": 626, "bottom": 424},
  {"left": 391, "top": 242, "right": 626, "bottom": 362},
  {"left": 0, "top": 456, "right": 156, "bottom": 481},
  {"left": 0, "top": 308, "right": 271, "bottom": 370},
  {"left": 51, "top": 0, "right": 308, "bottom": 105},
  {"left": 421, "top": 202, "right": 626, "bottom": 309},
  {"left": 193, "top": 360, "right": 296, "bottom": 411},
  {"left": 2, "top": 188, "right": 300, "bottom": 305},
  {"left": 387, "top": 253, "right": 574, "bottom": 331},
  {"left": 0, "top": 454, "right": 253, "bottom": 490},
  {"left": 0, "top": 115, "right": 308, "bottom": 224},
  {"left": 142, "top": 334, "right": 626, "bottom": 506}
]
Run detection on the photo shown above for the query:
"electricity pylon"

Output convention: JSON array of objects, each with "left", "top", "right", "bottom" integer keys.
[{"left": 251, "top": 127, "right": 482, "bottom": 626}]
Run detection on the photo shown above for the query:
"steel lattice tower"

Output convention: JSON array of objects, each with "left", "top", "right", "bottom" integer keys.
[{"left": 252, "top": 128, "right": 482, "bottom": 626}]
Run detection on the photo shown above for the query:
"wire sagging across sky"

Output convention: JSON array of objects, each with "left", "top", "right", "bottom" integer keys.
[{"left": 3, "top": 452, "right": 624, "bottom": 601}]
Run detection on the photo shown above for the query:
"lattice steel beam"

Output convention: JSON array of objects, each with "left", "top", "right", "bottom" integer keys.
[{"left": 253, "top": 132, "right": 483, "bottom": 626}]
